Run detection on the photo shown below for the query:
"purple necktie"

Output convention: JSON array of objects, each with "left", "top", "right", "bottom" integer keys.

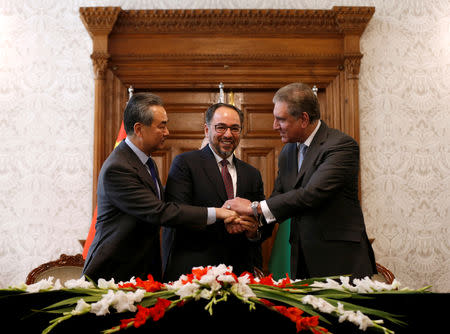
[{"left": 220, "top": 159, "right": 234, "bottom": 199}]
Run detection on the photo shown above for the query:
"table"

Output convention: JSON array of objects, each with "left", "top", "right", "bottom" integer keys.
[{"left": 1, "top": 290, "right": 448, "bottom": 333}]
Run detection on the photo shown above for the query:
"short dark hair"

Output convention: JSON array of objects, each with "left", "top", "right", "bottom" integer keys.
[
  {"left": 273, "top": 83, "right": 320, "bottom": 122},
  {"left": 123, "top": 93, "right": 164, "bottom": 135},
  {"left": 205, "top": 103, "right": 244, "bottom": 127}
]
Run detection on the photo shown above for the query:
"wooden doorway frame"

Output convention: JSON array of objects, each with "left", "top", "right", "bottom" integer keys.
[{"left": 79, "top": 6, "right": 374, "bottom": 211}]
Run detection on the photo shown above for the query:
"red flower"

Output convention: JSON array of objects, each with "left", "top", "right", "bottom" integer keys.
[
  {"left": 118, "top": 274, "right": 164, "bottom": 292},
  {"left": 119, "top": 318, "right": 133, "bottom": 329},
  {"left": 239, "top": 271, "right": 257, "bottom": 284},
  {"left": 271, "top": 304, "right": 326, "bottom": 333},
  {"left": 277, "top": 274, "right": 292, "bottom": 288},
  {"left": 134, "top": 305, "right": 151, "bottom": 328},
  {"left": 181, "top": 274, "right": 194, "bottom": 284},
  {"left": 223, "top": 271, "right": 239, "bottom": 283},
  {"left": 148, "top": 298, "right": 171, "bottom": 321},
  {"left": 118, "top": 298, "right": 172, "bottom": 330},
  {"left": 296, "top": 315, "right": 319, "bottom": 331},
  {"left": 191, "top": 267, "right": 210, "bottom": 279},
  {"left": 258, "top": 274, "right": 276, "bottom": 286},
  {"left": 259, "top": 298, "right": 275, "bottom": 307},
  {"left": 136, "top": 275, "right": 164, "bottom": 292}
]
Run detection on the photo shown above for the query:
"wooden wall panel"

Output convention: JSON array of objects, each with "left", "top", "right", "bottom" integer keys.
[{"left": 80, "top": 6, "right": 374, "bottom": 274}]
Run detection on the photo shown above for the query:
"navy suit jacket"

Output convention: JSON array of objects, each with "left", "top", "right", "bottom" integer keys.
[
  {"left": 266, "top": 122, "right": 376, "bottom": 279},
  {"left": 162, "top": 145, "right": 270, "bottom": 281},
  {"left": 83, "top": 140, "right": 207, "bottom": 282}
]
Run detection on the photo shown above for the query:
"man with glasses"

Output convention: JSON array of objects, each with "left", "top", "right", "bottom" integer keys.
[
  {"left": 162, "top": 103, "right": 272, "bottom": 281},
  {"left": 83, "top": 94, "right": 238, "bottom": 283}
]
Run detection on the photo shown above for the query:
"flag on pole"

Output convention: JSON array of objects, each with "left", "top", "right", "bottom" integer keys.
[
  {"left": 82, "top": 122, "right": 127, "bottom": 259},
  {"left": 268, "top": 219, "right": 291, "bottom": 280}
]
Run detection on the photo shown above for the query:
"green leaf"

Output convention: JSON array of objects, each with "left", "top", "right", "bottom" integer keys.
[
  {"left": 41, "top": 295, "right": 99, "bottom": 311},
  {"left": 251, "top": 286, "right": 331, "bottom": 324}
]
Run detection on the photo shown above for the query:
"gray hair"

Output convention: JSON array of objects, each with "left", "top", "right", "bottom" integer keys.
[
  {"left": 273, "top": 83, "right": 320, "bottom": 122},
  {"left": 123, "top": 92, "right": 164, "bottom": 135}
]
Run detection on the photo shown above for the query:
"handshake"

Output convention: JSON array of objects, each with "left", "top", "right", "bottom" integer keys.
[{"left": 217, "top": 197, "right": 260, "bottom": 239}]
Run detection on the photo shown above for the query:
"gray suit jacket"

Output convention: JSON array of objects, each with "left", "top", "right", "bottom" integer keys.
[
  {"left": 266, "top": 122, "right": 376, "bottom": 278},
  {"left": 83, "top": 140, "right": 207, "bottom": 282}
]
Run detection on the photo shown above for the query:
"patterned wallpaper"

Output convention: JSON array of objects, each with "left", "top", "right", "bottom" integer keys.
[{"left": 0, "top": 0, "right": 448, "bottom": 291}]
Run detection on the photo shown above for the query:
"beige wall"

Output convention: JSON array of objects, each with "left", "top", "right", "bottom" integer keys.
[{"left": 0, "top": 0, "right": 448, "bottom": 291}]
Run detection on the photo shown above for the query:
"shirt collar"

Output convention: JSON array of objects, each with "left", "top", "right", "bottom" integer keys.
[
  {"left": 125, "top": 137, "right": 150, "bottom": 165},
  {"left": 208, "top": 144, "right": 234, "bottom": 166},
  {"left": 298, "top": 120, "right": 321, "bottom": 148}
]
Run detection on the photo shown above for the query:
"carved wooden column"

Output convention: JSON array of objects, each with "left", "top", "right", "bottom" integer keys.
[
  {"left": 80, "top": 7, "right": 121, "bottom": 210},
  {"left": 334, "top": 6, "right": 374, "bottom": 143}
]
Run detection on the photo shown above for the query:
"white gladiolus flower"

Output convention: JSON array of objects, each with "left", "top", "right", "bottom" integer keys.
[
  {"left": 90, "top": 288, "right": 147, "bottom": 315},
  {"left": 198, "top": 288, "right": 213, "bottom": 300},
  {"left": 71, "top": 298, "right": 91, "bottom": 315},
  {"left": 98, "top": 278, "right": 117, "bottom": 290},
  {"left": 198, "top": 273, "right": 216, "bottom": 286},
  {"left": 310, "top": 276, "right": 404, "bottom": 294},
  {"left": 26, "top": 277, "right": 60, "bottom": 293},
  {"left": 90, "top": 290, "right": 116, "bottom": 316},
  {"left": 310, "top": 278, "right": 343, "bottom": 291},
  {"left": 301, "top": 295, "right": 336, "bottom": 314},
  {"left": 64, "top": 276, "right": 95, "bottom": 289},
  {"left": 175, "top": 282, "right": 200, "bottom": 299},
  {"left": 237, "top": 273, "right": 251, "bottom": 285},
  {"left": 112, "top": 290, "right": 145, "bottom": 313},
  {"left": 338, "top": 310, "right": 374, "bottom": 330},
  {"left": 217, "top": 274, "right": 237, "bottom": 284},
  {"left": 231, "top": 282, "right": 256, "bottom": 301}
]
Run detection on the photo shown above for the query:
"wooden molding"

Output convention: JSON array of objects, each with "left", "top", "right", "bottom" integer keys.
[
  {"left": 344, "top": 54, "right": 363, "bottom": 79},
  {"left": 110, "top": 7, "right": 374, "bottom": 35},
  {"left": 80, "top": 6, "right": 374, "bottom": 212},
  {"left": 79, "top": 7, "right": 121, "bottom": 38}
]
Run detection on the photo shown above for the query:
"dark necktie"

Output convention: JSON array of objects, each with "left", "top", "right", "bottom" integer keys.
[
  {"left": 146, "top": 157, "right": 160, "bottom": 199},
  {"left": 298, "top": 143, "right": 308, "bottom": 172},
  {"left": 220, "top": 159, "right": 234, "bottom": 199}
]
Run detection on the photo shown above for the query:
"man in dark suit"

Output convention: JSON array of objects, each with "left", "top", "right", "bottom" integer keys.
[
  {"left": 82, "top": 93, "right": 237, "bottom": 283},
  {"left": 225, "top": 83, "right": 377, "bottom": 279},
  {"left": 162, "top": 103, "right": 272, "bottom": 281}
]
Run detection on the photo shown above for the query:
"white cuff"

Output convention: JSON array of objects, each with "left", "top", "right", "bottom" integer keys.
[
  {"left": 206, "top": 207, "right": 216, "bottom": 225},
  {"left": 260, "top": 200, "right": 276, "bottom": 224}
]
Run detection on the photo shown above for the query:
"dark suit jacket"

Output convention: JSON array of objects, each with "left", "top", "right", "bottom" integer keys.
[
  {"left": 266, "top": 122, "right": 376, "bottom": 279},
  {"left": 162, "top": 145, "right": 270, "bottom": 281},
  {"left": 82, "top": 140, "right": 207, "bottom": 282}
]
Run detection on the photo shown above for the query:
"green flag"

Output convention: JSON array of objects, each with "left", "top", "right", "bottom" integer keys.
[{"left": 268, "top": 219, "right": 291, "bottom": 280}]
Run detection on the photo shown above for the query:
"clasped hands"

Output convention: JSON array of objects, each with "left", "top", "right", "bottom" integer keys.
[{"left": 221, "top": 198, "right": 257, "bottom": 239}]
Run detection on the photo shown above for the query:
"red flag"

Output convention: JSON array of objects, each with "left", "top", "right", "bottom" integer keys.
[{"left": 82, "top": 122, "right": 127, "bottom": 258}]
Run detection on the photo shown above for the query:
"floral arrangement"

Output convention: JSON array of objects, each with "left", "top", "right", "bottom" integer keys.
[{"left": 7, "top": 265, "right": 430, "bottom": 334}]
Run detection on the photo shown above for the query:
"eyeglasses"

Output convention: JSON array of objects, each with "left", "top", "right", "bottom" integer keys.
[{"left": 213, "top": 124, "right": 242, "bottom": 134}]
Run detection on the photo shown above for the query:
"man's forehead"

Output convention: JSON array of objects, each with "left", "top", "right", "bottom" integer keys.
[{"left": 213, "top": 107, "right": 240, "bottom": 121}]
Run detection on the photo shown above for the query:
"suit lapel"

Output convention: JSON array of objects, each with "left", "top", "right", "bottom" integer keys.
[
  {"left": 234, "top": 157, "right": 245, "bottom": 198},
  {"left": 200, "top": 146, "right": 228, "bottom": 202},
  {"left": 118, "top": 141, "right": 161, "bottom": 197},
  {"left": 295, "top": 122, "right": 328, "bottom": 186}
]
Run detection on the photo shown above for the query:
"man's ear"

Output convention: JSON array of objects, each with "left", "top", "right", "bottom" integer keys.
[
  {"left": 133, "top": 122, "right": 143, "bottom": 137},
  {"left": 300, "top": 112, "right": 310, "bottom": 128}
]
